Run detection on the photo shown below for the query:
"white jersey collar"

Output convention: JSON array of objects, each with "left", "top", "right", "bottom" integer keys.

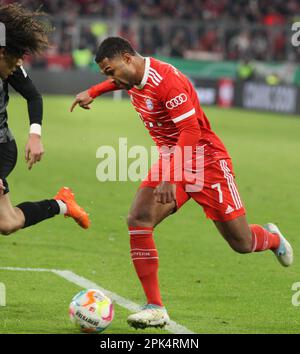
[{"left": 134, "top": 57, "right": 150, "bottom": 90}]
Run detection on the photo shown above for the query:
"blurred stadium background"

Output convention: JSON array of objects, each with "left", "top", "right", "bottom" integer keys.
[{"left": 4, "top": 0, "right": 300, "bottom": 113}]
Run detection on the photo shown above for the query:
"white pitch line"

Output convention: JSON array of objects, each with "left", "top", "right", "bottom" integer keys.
[
  {"left": 0, "top": 266, "right": 59, "bottom": 272},
  {"left": 0, "top": 266, "right": 194, "bottom": 334}
]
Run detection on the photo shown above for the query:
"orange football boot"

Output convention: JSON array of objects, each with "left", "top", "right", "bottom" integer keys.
[{"left": 54, "top": 187, "right": 90, "bottom": 229}]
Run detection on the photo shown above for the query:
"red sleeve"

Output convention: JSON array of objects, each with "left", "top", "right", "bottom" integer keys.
[
  {"left": 88, "top": 79, "right": 120, "bottom": 98},
  {"left": 160, "top": 75, "right": 201, "bottom": 183}
]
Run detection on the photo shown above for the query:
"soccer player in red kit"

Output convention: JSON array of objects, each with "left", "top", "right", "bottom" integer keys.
[{"left": 71, "top": 37, "right": 293, "bottom": 329}]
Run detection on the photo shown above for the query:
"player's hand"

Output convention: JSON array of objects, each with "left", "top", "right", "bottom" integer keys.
[
  {"left": 0, "top": 178, "right": 6, "bottom": 196},
  {"left": 154, "top": 181, "right": 176, "bottom": 204},
  {"left": 25, "top": 134, "right": 44, "bottom": 170},
  {"left": 70, "top": 90, "right": 94, "bottom": 112}
]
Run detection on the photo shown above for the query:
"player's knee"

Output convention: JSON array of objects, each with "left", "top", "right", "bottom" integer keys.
[
  {"left": 0, "top": 217, "right": 22, "bottom": 236},
  {"left": 0, "top": 222, "right": 14, "bottom": 236},
  {"left": 225, "top": 232, "right": 252, "bottom": 254},
  {"left": 127, "top": 210, "right": 154, "bottom": 228},
  {"left": 231, "top": 239, "right": 252, "bottom": 254}
]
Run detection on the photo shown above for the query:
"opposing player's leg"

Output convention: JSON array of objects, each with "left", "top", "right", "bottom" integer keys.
[
  {"left": 0, "top": 187, "right": 90, "bottom": 235},
  {"left": 54, "top": 187, "right": 90, "bottom": 229},
  {"left": 0, "top": 139, "right": 90, "bottom": 234},
  {"left": 0, "top": 140, "right": 25, "bottom": 234},
  {"left": 127, "top": 184, "right": 190, "bottom": 329},
  {"left": 0, "top": 193, "right": 25, "bottom": 234}
]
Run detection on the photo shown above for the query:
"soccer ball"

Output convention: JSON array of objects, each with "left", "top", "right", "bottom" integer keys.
[{"left": 69, "top": 289, "right": 114, "bottom": 333}]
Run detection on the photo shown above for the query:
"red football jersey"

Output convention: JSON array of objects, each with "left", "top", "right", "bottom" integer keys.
[{"left": 127, "top": 57, "right": 230, "bottom": 165}]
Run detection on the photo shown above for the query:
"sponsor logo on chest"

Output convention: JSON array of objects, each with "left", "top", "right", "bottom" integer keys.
[{"left": 166, "top": 93, "right": 187, "bottom": 109}]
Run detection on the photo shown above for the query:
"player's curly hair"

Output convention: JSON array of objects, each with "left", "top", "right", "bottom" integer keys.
[
  {"left": 0, "top": 3, "right": 51, "bottom": 58},
  {"left": 95, "top": 37, "right": 136, "bottom": 63}
]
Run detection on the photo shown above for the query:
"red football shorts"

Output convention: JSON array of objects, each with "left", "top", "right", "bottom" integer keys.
[{"left": 140, "top": 157, "right": 246, "bottom": 222}]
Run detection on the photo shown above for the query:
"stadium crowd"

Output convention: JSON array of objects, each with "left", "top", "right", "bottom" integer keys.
[
  {"left": 3, "top": 0, "right": 299, "bottom": 21},
  {"left": 2, "top": 0, "right": 299, "bottom": 68}
]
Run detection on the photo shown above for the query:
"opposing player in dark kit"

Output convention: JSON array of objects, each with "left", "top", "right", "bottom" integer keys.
[{"left": 0, "top": 4, "right": 90, "bottom": 235}]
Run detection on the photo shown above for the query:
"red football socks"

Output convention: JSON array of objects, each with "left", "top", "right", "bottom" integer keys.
[
  {"left": 129, "top": 226, "right": 163, "bottom": 307},
  {"left": 128, "top": 225, "right": 279, "bottom": 305},
  {"left": 250, "top": 224, "right": 280, "bottom": 252}
]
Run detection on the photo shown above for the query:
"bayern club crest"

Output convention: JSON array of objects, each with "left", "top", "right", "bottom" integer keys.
[{"left": 145, "top": 98, "right": 154, "bottom": 110}]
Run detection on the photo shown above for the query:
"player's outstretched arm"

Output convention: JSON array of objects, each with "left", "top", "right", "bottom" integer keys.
[
  {"left": 70, "top": 79, "right": 119, "bottom": 112},
  {"left": 70, "top": 90, "right": 94, "bottom": 112}
]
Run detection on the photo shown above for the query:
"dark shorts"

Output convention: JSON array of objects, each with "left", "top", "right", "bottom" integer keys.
[{"left": 0, "top": 140, "right": 18, "bottom": 194}]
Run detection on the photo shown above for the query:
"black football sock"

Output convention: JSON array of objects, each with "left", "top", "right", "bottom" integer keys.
[{"left": 16, "top": 199, "right": 60, "bottom": 228}]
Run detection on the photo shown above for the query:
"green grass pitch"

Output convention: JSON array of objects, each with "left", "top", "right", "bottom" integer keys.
[{"left": 0, "top": 95, "right": 299, "bottom": 334}]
